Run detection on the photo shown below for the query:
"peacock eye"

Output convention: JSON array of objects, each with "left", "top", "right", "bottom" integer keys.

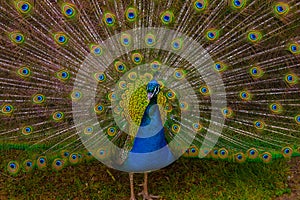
[
  {"left": 9, "top": 31, "right": 25, "bottom": 45},
  {"left": 161, "top": 10, "right": 174, "bottom": 24},
  {"left": 10, "top": 163, "right": 16, "bottom": 169},
  {"left": 56, "top": 160, "right": 62, "bottom": 166},
  {"left": 125, "top": 7, "right": 137, "bottom": 22},
  {"left": 14, "top": 0, "right": 33, "bottom": 14},
  {"left": 196, "top": 2, "right": 203, "bottom": 9},
  {"left": 66, "top": 8, "right": 73, "bottom": 16},
  {"left": 107, "top": 18, "right": 113, "bottom": 23},
  {"left": 62, "top": 3, "right": 78, "bottom": 19},
  {"left": 103, "top": 13, "right": 116, "bottom": 26},
  {"left": 234, "top": 0, "right": 241, "bottom": 7},
  {"left": 131, "top": 53, "right": 143, "bottom": 64}
]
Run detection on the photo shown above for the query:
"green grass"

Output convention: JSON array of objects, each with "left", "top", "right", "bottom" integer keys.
[{"left": 0, "top": 157, "right": 292, "bottom": 200}]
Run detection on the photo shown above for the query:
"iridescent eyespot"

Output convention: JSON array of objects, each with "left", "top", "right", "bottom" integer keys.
[
  {"left": 261, "top": 152, "right": 272, "bottom": 163},
  {"left": 221, "top": 107, "right": 233, "bottom": 118},
  {"left": 211, "top": 149, "right": 219, "bottom": 159},
  {"left": 281, "top": 147, "right": 293, "bottom": 158},
  {"left": 218, "top": 148, "right": 228, "bottom": 159},
  {"left": 97, "top": 149, "right": 109, "bottom": 160},
  {"left": 284, "top": 73, "right": 298, "bottom": 85},
  {"left": 166, "top": 90, "right": 176, "bottom": 100},
  {"left": 108, "top": 92, "right": 117, "bottom": 101},
  {"left": 61, "top": 150, "right": 70, "bottom": 158},
  {"left": 15, "top": 0, "right": 33, "bottom": 14},
  {"left": 230, "top": 0, "right": 246, "bottom": 9},
  {"left": 273, "top": 2, "right": 289, "bottom": 16},
  {"left": 269, "top": 102, "right": 283, "bottom": 114},
  {"left": 171, "top": 38, "right": 183, "bottom": 50},
  {"left": 32, "top": 94, "right": 45, "bottom": 104},
  {"left": 131, "top": 52, "right": 143, "bottom": 64},
  {"left": 62, "top": 3, "right": 78, "bottom": 19},
  {"left": 94, "top": 103, "right": 105, "bottom": 114},
  {"left": 144, "top": 73, "right": 153, "bottom": 82},
  {"left": 173, "top": 69, "right": 185, "bottom": 80},
  {"left": 247, "top": 30, "right": 262, "bottom": 43},
  {"left": 145, "top": 33, "right": 156, "bottom": 47},
  {"left": 83, "top": 126, "right": 93, "bottom": 135},
  {"left": 249, "top": 66, "right": 264, "bottom": 79},
  {"left": 94, "top": 72, "right": 106, "bottom": 83},
  {"left": 22, "top": 125, "right": 33, "bottom": 135},
  {"left": 107, "top": 126, "right": 117, "bottom": 137},
  {"left": 113, "top": 106, "right": 122, "bottom": 114},
  {"left": 165, "top": 103, "right": 173, "bottom": 112},
  {"left": 37, "top": 156, "right": 47, "bottom": 169},
  {"left": 56, "top": 70, "right": 70, "bottom": 81},
  {"left": 193, "top": 0, "right": 208, "bottom": 12},
  {"left": 120, "top": 33, "right": 132, "bottom": 47},
  {"left": 206, "top": 29, "right": 220, "bottom": 41},
  {"left": 52, "top": 158, "right": 64, "bottom": 171},
  {"left": 103, "top": 12, "right": 116, "bottom": 26},
  {"left": 17, "top": 66, "right": 31, "bottom": 78},
  {"left": 179, "top": 101, "right": 189, "bottom": 111},
  {"left": 118, "top": 81, "right": 127, "bottom": 90},
  {"left": 128, "top": 72, "right": 137, "bottom": 81},
  {"left": 192, "top": 123, "right": 202, "bottom": 131},
  {"left": 288, "top": 43, "right": 300, "bottom": 55},
  {"left": 150, "top": 60, "right": 161, "bottom": 71},
  {"left": 199, "top": 85, "right": 210, "bottom": 96},
  {"left": 1, "top": 104, "right": 14, "bottom": 115},
  {"left": 188, "top": 146, "right": 199, "bottom": 157},
  {"left": 7, "top": 161, "right": 20, "bottom": 175},
  {"left": 295, "top": 114, "right": 300, "bottom": 125},
  {"left": 214, "top": 62, "right": 227, "bottom": 72},
  {"left": 23, "top": 159, "right": 34, "bottom": 172},
  {"left": 235, "top": 153, "right": 246, "bottom": 163},
  {"left": 71, "top": 90, "right": 82, "bottom": 101},
  {"left": 125, "top": 7, "right": 137, "bottom": 22},
  {"left": 53, "top": 32, "right": 69, "bottom": 46},
  {"left": 199, "top": 148, "right": 210, "bottom": 157},
  {"left": 69, "top": 153, "right": 79, "bottom": 164},
  {"left": 247, "top": 148, "right": 258, "bottom": 159},
  {"left": 161, "top": 10, "right": 174, "bottom": 25},
  {"left": 171, "top": 124, "right": 181, "bottom": 134},
  {"left": 239, "top": 90, "right": 251, "bottom": 101},
  {"left": 9, "top": 31, "right": 25, "bottom": 45},
  {"left": 52, "top": 111, "right": 64, "bottom": 121},
  {"left": 89, "top": 44, "right": 103, "bottom": 56},
  {"left": 114, "top": 61, "right": 126, "bottom": 73},
  {"left": 254, "top": 120, "right": 265, "bottom": 130}
]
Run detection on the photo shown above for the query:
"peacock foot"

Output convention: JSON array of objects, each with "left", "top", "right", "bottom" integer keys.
[
  {"left": 138, "top": 191, "right": 160, "bottom": 200},
  {"left": 130, "top": 197, "right": 137, "bottom": 200}
]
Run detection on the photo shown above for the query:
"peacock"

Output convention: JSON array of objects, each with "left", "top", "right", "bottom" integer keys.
[{"left": 0, "top": 0, "right": 300, "bottom": 199}]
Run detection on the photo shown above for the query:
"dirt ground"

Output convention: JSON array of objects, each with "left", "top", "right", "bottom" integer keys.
[{"left": 276, "top": 157, "right": 300, "bottom": 200}]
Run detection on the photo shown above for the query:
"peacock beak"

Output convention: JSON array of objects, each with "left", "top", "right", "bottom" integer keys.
[{"left": 147, "top": 92, "right": 153, "bottom": 100}]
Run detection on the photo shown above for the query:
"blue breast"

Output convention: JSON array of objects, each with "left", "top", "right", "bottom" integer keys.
[{"left": 131, "top": 102, "right": 167, "bottom": 153}]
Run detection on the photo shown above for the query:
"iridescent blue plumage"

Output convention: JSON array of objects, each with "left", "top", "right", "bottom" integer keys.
[{"left": 121, "top": 80, "right": 174, "bottom": 173}]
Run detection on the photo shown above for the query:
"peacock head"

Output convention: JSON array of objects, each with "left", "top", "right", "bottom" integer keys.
[{"left": 146, "top": 79, "right": 160, "bottom": 100}]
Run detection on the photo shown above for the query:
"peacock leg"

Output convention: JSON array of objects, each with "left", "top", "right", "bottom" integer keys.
[
  {"left": 129, "top": 173, "right": 136, "bottom": 200},
  {"left": 138, "top": 172, "right": 160, "bottom": 200}
]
